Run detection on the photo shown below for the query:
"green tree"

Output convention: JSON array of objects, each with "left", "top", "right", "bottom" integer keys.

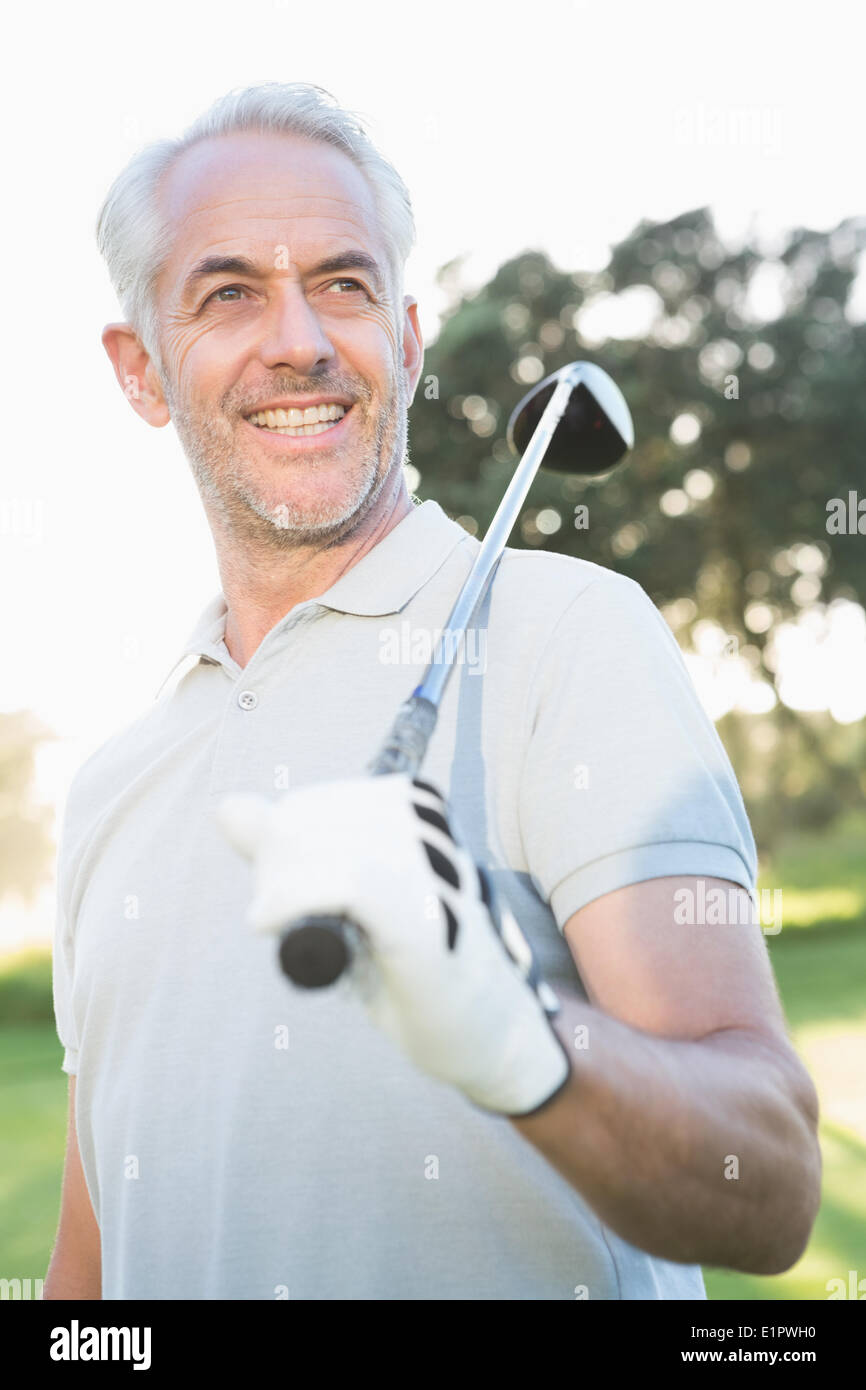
[{"left": 408, "top": 211, "right": 866, "bottom": 848}]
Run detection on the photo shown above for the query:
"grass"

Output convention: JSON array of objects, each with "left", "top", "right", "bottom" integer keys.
[
  {"left": 705, "top": 811, "right": 866, "bottom": 1298},
  {"left": 703, "top": 927, "right": 866, "bottom": 1300},
  {"left": 757, "top": 808, "right": 866, "bottom": 930},
  {"left": 0, "top": 1023, "right": 65, "bottom": 1280},
  {"left": 1, "top": 810, "right": 864, "bottom": 1299}
]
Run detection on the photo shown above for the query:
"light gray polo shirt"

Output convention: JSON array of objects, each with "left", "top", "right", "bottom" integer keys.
[{"left": 52, "top": 498, "right": 756, "bottom": 1300}]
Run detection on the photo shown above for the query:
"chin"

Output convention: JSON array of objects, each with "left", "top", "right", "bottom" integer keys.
[{"left": 247, "top": 488, "right": 364, "bottom": 536}]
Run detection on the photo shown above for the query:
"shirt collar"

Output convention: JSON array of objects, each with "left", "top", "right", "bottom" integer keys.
[{"left": 156, "top": 499, "right": 471, "bottom": 694}]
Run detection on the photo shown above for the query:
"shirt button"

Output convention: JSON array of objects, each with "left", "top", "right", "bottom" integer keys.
[{"left": 237, "top": 690, "right": 258, "bottom": 710}]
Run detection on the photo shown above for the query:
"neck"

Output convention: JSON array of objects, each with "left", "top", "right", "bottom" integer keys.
[{"left": 214, "top": 473, "right": 415, "bottom": 668}]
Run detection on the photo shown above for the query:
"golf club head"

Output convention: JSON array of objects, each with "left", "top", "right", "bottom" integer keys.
[{"left": 506, "top": 361, "right": 634, "bottom": 474}]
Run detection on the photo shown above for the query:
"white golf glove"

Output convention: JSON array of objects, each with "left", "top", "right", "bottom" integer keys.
[{"left": 216, "top": 773, "right": 571, "bottom": 1117}]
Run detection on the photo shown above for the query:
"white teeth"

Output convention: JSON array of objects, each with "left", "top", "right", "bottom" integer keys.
[
  {"left": 247, "top": 403, "right": 346, "bottom": 430},
  {"left": 273, "top": 420, "right": 337, "bottom": 436}
]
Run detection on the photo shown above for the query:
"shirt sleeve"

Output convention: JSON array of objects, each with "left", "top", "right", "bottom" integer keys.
[
  {"left": 51, "top": 810, "right": 79, "bottom": 1075},
  {"left": 517, "top": 570, "right": 758, "bottom": 932}
]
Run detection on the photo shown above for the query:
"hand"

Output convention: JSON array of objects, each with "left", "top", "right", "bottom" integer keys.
[{"left": 216, "top": 773, "right": 572, "bottom": 1117}]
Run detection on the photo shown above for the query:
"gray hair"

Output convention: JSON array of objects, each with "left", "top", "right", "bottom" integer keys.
[{"left": 96, "top": 82, "right": 416, "bottom": 372}]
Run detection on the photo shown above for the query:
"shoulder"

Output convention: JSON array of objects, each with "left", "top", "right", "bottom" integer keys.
[
  {"left": 58, "top": 697, "right": 175, "bottom": 850},
  {"left": 489, "top": 546, "right": 670, "bottom": 652}
]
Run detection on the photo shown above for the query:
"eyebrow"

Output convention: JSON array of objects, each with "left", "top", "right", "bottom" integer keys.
[{"left": 180, "top": 250, "right": 387, "bottom": 303}]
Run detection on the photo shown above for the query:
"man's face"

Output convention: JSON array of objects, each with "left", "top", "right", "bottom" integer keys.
[{"left": 151, "top": 131, "right": 421, "bottom": 544}]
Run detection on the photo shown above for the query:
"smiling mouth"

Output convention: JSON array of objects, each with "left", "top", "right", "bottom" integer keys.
[{"left": 245, "top": 403, "right": 349, "bottom": 437}]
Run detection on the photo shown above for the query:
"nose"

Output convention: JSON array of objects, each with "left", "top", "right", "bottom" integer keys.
[{"left": 257, "top": 280, "right": 336, "bottom": 375}]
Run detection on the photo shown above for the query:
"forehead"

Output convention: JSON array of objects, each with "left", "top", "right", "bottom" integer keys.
[{"left": 157, "top": 130, "right": 386, "bottom": 285}]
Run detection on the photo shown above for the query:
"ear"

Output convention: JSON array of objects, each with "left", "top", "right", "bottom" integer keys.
[
  {"left": 401, "top": 295, "right": 425, "bottom": 408},
  {"left": 215, "top": 793, "right": 271, "bottom": 859},
  {"left": 101, "top": 322, "right": 170, "bottom": 427}
]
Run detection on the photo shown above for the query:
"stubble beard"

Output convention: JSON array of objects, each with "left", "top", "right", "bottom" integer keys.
[{"left": 164, "top": 368, "right": 410, "bottom": 553}]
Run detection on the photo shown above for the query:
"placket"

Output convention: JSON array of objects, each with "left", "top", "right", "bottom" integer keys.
[{"left": 207, "top": 602, "right": 324, "bottom": 799}]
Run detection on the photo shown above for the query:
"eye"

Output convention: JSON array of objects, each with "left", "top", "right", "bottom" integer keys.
[
  {"left": 326, "top": 278, "right": 370, "bottom": 297},
  {"left": 206, "top": 285, "right": 249, "bottom": 305}
]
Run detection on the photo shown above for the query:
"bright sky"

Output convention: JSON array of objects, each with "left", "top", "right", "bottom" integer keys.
[{"left": 1, "top": 0, "right": 864, "bottom": 947}]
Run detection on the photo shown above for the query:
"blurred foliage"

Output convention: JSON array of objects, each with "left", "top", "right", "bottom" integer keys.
[
  {"left": 0, "top": 947, "right": 54, "bottom": 1022},
  {"left": 408, "top": 210, "right": 866, "bottom": 850},
  {"left": 720, "top": 708, "right": 865, "bottom": 850},
  {"left": 0, "top": 712, "right": 55, "bottom": 906}
]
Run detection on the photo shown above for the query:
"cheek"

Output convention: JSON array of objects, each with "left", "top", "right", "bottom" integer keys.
[
  {"left": 350, "top": 306, "right": 404, "bottom": 385},
  {"left": 164, "top": 324, "right": 235, "bottom": 408}
]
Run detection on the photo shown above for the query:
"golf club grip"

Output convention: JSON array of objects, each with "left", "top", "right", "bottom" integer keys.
[{"left": 278, "top": 912, "right": 361, "bottom": 990}]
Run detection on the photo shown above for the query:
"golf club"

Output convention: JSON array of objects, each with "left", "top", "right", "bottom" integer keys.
[{"left": 277, "top": 360, "right": 634, "bottom": 989}]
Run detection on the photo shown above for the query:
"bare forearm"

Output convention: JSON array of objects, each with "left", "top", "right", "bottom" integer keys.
[
  {"left": 43, "top": 1248, "right": 102, "bottom": 1300},
  {"left": 513, "top": 994, "right": 821, "bottom": 1273},
  {"left": 45, "top": 1081, "right": 102, "bottom": 1300}
]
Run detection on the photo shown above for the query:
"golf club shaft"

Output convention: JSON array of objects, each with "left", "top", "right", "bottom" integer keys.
[
  {"left": 277, "top": 366, "right": 582, "bottom": 987},
  {"left": 417, "top": 365, "right": 580, "bottom": 706}
]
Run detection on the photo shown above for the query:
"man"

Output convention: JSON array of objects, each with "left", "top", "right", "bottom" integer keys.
[{"left": 46, "top": 82, "right": 820, "bottom": 1301}]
